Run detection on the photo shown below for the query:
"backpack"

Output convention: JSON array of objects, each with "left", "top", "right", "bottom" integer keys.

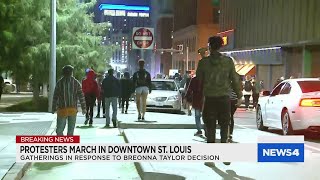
[
  {"left": 136, "top": 71, "right": 147, "bottom": 86},
  {"left": 244, "top": 81, "right": 252, "bottom": 91}
]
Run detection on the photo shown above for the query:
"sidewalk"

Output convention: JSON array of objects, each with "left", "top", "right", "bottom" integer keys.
[
  {"left": 0, "top": 113, "right": 55, "bottom": 180},
  {"left": 20, "top": 115, "right": 140, "bottom": 180},
  {"left": 123, "top": 129, "right": 320, "bottom": 180}
]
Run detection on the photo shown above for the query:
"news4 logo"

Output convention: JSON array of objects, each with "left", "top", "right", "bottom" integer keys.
[{"left": 257, "top": 143, "right": 304, "bottom": 162}]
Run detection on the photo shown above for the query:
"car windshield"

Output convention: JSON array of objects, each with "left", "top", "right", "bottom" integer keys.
[
  {"left": 151, "top": 81, "right": 177, "bottom": 91},
  {"left": 297, "top": 81, "right": 320, "bottom": 93}
]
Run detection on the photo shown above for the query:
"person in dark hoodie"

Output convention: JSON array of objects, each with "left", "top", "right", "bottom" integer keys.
[
  {"left": 120, "top": 72, "right": 134, "bottom": 114},
  {"left": 96, "top": 72, "right": 105, "bottom": 118},
  {"left": 102, "top": 69, "right": 121, "bottom": 128},
  {"left": 82, "top": 69, "right": 100, "bottom": 126},
  {"left": 185, "top": 74, "right": 204, "bottom": 136}
]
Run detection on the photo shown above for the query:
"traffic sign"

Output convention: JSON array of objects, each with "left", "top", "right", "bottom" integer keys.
[{"left": 132, "top": 27, "right": 154, "bottom": 50}]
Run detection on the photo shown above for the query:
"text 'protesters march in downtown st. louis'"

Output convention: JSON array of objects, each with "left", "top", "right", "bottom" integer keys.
[{"left": 196, "top": 36, "right": 243, "bottom": 166}]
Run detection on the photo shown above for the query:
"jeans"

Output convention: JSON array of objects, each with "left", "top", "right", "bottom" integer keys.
[
  {"left": 244, "top": 95, "right": 251, "bottom": 108},
  {"left": 230, "top": 99, "right": 238, "bottom": 135},
  {"left": 85, "top": 94, "right": 96, "bottom": 122},
  {"left": 97, "top": 95, "right": 105, "bottom": 116},
  {"left": 252, "top": 93, "right": 259, "bottom": 108},
  {"left": 56, "top": 115, "right": 77, "bottom": 136},
  {"left": 203, "top": 96, "right": 230, "bottom": 143},
  {"left": 105, "top": 97, "right": 117, "bottom": 125},
  {"left": 121, "top": 97, "right": 130, "bottom": 111},
  {"left": 195, "top": 109, "right": 202, "bottom": 132}
]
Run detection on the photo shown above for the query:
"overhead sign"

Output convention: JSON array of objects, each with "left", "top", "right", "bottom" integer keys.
[
  {"left": 132, "top": 27, "right": 154, "bottom": 50},
  {"left": 217, "top": 29, "right": 234, "bottom": 51}
]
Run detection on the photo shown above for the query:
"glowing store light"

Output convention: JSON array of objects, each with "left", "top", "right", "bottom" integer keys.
[
  {"left": 221, "top": 46, "right": 281, "bottom": 54},
  {"left": 99, "top": 4, "right": 150, "bottom": 11},
  {"left": 127, "top": 12, "right": 138, "bottom": 17},
  {"left": 116, "top": 10, "right": 126, "bottom": 16},
  {"left": 139, "top": 13, "right": 149, "bottom": 17}
]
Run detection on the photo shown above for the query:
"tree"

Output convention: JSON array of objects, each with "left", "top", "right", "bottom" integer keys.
[{"left": 0, "top": 0, "right": 115, "bottom": 102}]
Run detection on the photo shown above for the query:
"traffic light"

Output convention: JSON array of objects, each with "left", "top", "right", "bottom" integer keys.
[{"left": 212, "top": 0, "right": 220, "bottom": 6}]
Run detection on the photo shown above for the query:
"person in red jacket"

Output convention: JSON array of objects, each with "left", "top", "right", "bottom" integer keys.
[
  {"left": 82, "top": 69, "right": 100, "bottom": 126},
  {"left": 185, "top": 75, "right": 204, "bottom": 136}
]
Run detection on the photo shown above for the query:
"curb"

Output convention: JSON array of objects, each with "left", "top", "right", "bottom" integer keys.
[
  {"left": 122, "top": 130, "right": 186, "bottom": 180},
  {"left": 118, "top": 121, "right": 220, "bottom": 130},
  {"left": 2, "top": 115, "right": 57, "bottom": 180}
]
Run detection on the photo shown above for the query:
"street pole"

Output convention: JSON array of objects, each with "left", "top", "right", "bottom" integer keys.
[
  {"left": 186, "top": 46, "right": 189, "bottom": 71},
  {"left": 48, "top": 0, "right": 56, "bottom": 112}
]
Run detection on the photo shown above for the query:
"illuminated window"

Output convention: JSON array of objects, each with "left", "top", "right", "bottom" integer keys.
[
  {"left": 116, "top": 10, "right": 126, "bottom": 16},
  {"left": 139, "top": 13, "right": 149, "bottom": 17},
  {"left": 127, "top": 12, "right": 138, "bottom": 17},
  {"left": 104, "top": 10, "right": 115, "bottom": 16}
]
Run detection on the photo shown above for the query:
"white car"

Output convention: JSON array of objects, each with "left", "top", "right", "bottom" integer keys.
[
  {"left": 256, "top": 78, "right": 320, "bottom": 135},
  {"left": 146, "top": 79, "right": 182, "bottom": 113}
]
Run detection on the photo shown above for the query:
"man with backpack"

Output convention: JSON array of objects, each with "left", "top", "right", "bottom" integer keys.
[
  {"left": 243, "top": 75, "right": 253, "bottom": 110},
  {"left": 82, "top": 69, "right": 100, "bottom": 126},
  {"left": 133, "top": 59, "right": 152, "bottom": 121},
  {"left": 196, "top": 36, "right": 242, "bottom": 166}
]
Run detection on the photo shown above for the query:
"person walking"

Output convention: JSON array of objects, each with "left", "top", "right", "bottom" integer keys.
[
  {"left": 185, "top": 75, "right": 204, "bottom": 136},
  {"left": 120, "top": 72, "right": 134, "bottom": 114},
  {"left": 102, "top": 69, "right": 120, "bottom": 128},
  {"left": 82, "top": 69, "right": 100, "bottom": 126},
  {"left": 196, "top": 36, "right": 242, "bottom": 165},
  {"left": 229, "top": 74, "right": 242, "bottom": 142},
  {"left": 52, "top": 65, "right": 86, "bottom": 136},
  {"left": 96, "top": 73, "right": 105, "bottom": 118},
  {"left": 252, "top": 78, "right": 261, "bottom": 111},
  {"left": 243, "top": 75, "right": 253, "bottom": 110},
  {"left": 133, "top": 59, "right": 152, "bottom": 121}
]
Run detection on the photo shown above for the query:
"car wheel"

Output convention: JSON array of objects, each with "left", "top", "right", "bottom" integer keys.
[
  {"left": 256, "top": 105, "right": 268, "bottom": 131},
  {"left": 281, "top": 110, "right": 294, "bottom": 135}
]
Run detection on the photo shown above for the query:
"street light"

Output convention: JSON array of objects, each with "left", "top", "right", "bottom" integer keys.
[
  {"left": 49, "top": 0, "right": 56, "bottom": 112},
  {"left": 153, "top": 48, "right": 183, "bottom": 69}
]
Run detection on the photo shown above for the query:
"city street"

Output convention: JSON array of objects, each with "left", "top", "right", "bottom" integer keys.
[{"left": 1, "top": 101, "right": 320, "bottom": 179}]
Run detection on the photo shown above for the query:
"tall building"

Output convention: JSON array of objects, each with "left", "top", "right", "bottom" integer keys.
[
  {"left": 172, "top": 0, "right": 220, "bottom": 73},
  {"left": 150, "top": 0, "right": 174, "bottom": 76},
  {"left": 96, "top": 1, "right": 151, "bottom": 75},
  {"left": 219, "top": 0, "right": 320, "bottom": 90}
]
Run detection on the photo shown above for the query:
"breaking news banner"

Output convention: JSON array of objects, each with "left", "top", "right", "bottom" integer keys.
[{"left": 15, "top": 136, "right": 304, "bottom": 163}]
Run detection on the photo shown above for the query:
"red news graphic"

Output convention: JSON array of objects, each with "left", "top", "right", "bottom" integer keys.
[{"left": 16, "top": 136, "right": 80, "bottom": 143}]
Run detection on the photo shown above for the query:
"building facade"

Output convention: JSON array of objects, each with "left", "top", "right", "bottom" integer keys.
[
  {"left": 172, "top": 0, "right": 220, "bottom": 73},
  {"left": 96, "top": 1, "right": 151, "bottom": 75},
  {"left": 150, "top": 0, "right": 174, "bottom": 76},
  {"left": 219, "top": 0, "right": 320, "bottom": 90}
]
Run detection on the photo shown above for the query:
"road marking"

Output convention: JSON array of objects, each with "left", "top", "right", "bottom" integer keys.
[
  {"left": 235, "top": 123, "right": 320, "bottom": 152},
  {"left": 305, "top": 144, "right": 320, "bottom": 152}
]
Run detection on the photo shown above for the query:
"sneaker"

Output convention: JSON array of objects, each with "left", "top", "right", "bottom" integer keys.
[
  {"left": 95, "top": 114, "right": 100, "bottom": 118},
  {"left": 204, "top": 162, "right": 215, "bottom": 167},
  {"left": 121, "top": 110, "right": 124, "bottom": 114},
  {"left": 104, "top": 124, "right": 110, "bottom": 128},
  {"left": 125, "top": 111, "right": 128, "bottom": 114},
  {"left": 194, "top": 131, "right": 202, "bottom": 136},
  {"left": 103, "top": 115, "right": 106, "bottom": 118},
  {"left": 138, "top": 114, "right": 141, "bottom": 120},
  {"left": 141, "top": 117, "right": 145, "bottom": 121},
  {"left": 84, "top": 119, "right": 89, "bottom": 125},
  {"left": 223, "top": 162, "right": 231, "bottom": 165},
  {"left": 228, "top": 135, "right": 233, "bottom": 143}
]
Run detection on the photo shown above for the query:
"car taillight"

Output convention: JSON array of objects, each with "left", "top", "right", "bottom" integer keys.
[{"left": 300, "top": 98, "right": 320, "bottom": 107}]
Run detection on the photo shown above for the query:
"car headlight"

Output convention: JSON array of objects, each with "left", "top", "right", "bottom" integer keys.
[{"left": 168, "top": 95, "right": 179, "bottom": 101}]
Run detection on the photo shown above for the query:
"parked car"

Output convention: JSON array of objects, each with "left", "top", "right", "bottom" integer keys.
[
  {"left": 146, "top": 79, "right": 182, "bottom": 113},
  {"left": 256, "top": 78, "right": 320, "bottom": 135},
  {"left": 3, "top": 79, "right": 16, "bottom": 93}
]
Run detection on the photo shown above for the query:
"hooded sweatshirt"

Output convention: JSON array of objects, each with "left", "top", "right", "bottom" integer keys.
[{"left": 82, "top": 70, "right": 100, "bottom": 100}]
